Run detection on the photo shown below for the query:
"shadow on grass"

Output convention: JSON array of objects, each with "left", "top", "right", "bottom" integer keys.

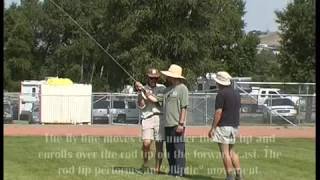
[
  {"left": 184, "top": 174, "right": 225, "bottom": 180},
  {"left": 112, "top": 167, "right": 225, "bottom": 179},
  {"left": 112, "top": 166, "right": 154, "bottom": 175}
]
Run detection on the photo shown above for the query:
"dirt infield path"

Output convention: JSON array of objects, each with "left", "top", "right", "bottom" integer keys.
[{"left": 4, "top": 124, "right": 315, "bottom": 138}]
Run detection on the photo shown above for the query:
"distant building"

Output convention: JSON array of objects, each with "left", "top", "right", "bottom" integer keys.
[{"left": 257, "top": 32, "right": 281, "bottom": 55}]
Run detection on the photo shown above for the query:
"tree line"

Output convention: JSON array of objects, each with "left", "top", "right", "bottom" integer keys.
[{"left": 4, "top": 0, "right": 315, "bottom": 92}]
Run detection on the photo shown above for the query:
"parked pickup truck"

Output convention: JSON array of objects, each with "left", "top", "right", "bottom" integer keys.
[{"left": 240, "top": 87, "right": 300, "bottom": 113}]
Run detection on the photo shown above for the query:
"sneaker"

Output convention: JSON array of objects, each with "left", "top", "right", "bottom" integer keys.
[
  {"left": 235, "top": 175, "right": 243, "bottom": 180},
  {"left": 168, "top": 171, "right": 184, "bottom": 177},
  {"left": 153, "top": 169, "right": 165, "bottom": 175},
  {"left": 135, "top": 165, "right": 147, "bottom": 174},
  {"left": 175, "top": 175, "right": 184, "bottom": 178},
  {"left": 226, "top": 175, "right": 235, "bottom": 180},
  {"left": 135, "top": 168, "right": 144, "bottom": 175}
]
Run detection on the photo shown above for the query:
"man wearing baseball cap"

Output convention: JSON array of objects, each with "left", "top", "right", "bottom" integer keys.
[
  {"left": 208, "top": 71, "right": 243, "bottom": 180},
  {"left": 136, "top": 64, "right": 189, "bottom": 177},
  {"left": 135, "top": 68, "right": 166, "bottom": 174}
]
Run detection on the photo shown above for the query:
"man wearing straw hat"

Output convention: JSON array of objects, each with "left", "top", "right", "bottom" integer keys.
[
  {"left": 135, "top": 68, "right": 166, "bottom": 174},
  {"left": 160, "top": 64, "right": 189, "bottom": 177},
  {"left": 136, "top": 64, "right": 189, "bottom": 177},
  {"left": 208, "top": 71, "right": 243, "bottom": 180}
]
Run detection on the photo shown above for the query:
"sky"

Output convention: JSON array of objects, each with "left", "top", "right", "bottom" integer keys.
[
  {"left": 5, "top": 0, "right": 291, "bottom": 32},
  {"left": 243, "top": 0, "right": 291, "bottom": 32}
]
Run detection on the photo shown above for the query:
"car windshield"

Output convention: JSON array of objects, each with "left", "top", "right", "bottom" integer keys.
[
  {"left": 269, "top": 99, "right": 295, "bottom": 106},
  {"left": 113, "top": 101, "right": 125, "bottom": 109},
  {"left": 93, "top": 100, "right": 110, "bottom": 109},
  {"left": 127, "top": 101, "right": 136, "bottom": 109}
]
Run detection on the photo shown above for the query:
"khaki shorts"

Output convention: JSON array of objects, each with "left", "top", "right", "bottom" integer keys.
[
  {"left": 141, "top": 115, "right": 165, "bottom": 141},
  {"left": 212, "top": 126, "right": 239, "bottom": 144}
]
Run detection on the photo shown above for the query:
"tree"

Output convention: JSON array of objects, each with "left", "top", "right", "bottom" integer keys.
[
  {"left": 276, "top": 0, "right": 315, "bottom": 122},
  {"left": 103, "top": 0, "right": 258, "bottom": 87},
  {"left": 4, "top": 3, "right": 37, "bottom": 91},
  {"left": 252, "top": 49, "right": 281, "bottom": 81},
  {"left": 275, "top": 0, "right": 315, "bottom": 82},
  {"left": 4, "top": 0, "right": 258, "bottom": 92}
]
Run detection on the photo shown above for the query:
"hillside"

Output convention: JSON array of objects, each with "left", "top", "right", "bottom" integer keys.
[{"left": 259, "top": 32, "right": 281, "bottom": 47}]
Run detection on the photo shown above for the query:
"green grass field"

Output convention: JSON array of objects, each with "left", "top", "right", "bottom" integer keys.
[{"left": 4, "top": 136, "right": 315, "bottom": 180}]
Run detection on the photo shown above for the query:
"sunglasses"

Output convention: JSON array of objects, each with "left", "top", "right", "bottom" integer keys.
[{"left": 149, "top": 77, "right": 159, "bottom": 80}]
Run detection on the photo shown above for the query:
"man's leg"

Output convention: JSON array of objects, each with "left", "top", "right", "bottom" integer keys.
[
  {"left": 155, "top": 141, "right": 164, "bottom": 173},
  {"left": 142, "top": 139, "right": 152, "bottom": 167},
  {"left": 173, "top": 131, "right": 185, "bottom": 177},
  {"left": 229, "top": 144, "right": 242, "bottom": 179},
  {"left": 218, "top": 143, "right": 235, "bottom": 178},
  {"left": 165, "top": 127, "right": 175, "bottom": 175},
  {"left": 154, "top": 115, "right": 164, "bottom": 174},
  {"left": 142, "top": 127, "right": 154, "bottom": 169}
]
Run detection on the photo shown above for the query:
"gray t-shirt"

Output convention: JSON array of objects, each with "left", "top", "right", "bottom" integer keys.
[{"left": 163, "top": 83, "right": 189, "bottom": 127}]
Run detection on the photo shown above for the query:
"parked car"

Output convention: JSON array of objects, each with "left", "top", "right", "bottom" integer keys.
[
  {"left": 110, "top": 99, "right": 140, "bottom": 124},
  {"left": 262, "top": 98, "right": 298, "bottom": 124},
  {"left": 3, "top": 102, "right": 13, "bottom": 124},
  {"left": 11, "top": 102, "right": 19, "bottom": 120},
  {"left": 240, "top": 87, "right": 301, "bottom": 113},
  {"left": 92, "top": 97, "right": 111, "bottom": 124},
  {"left": 29, "top": 104, "right": 40, "bottom": 124}
]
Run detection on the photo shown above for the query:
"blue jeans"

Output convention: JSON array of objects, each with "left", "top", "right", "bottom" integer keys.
[{"left": 165, "top": 126, "right": 186, "bottom": 176}]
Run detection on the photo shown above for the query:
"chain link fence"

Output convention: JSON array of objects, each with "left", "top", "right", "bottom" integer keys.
[{"left": 4, "top": 88, "right": 315, "bottom": 127}]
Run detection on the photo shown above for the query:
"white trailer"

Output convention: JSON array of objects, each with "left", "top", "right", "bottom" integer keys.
[
  {"left": 19, "top": 80, "right": 45, "bottom": 120},
  {"left": 19, "top": 78, "right": 92, "bottom": 124},
  {"left": 40, "top": 82, "right": 92, "bottom": 124}
]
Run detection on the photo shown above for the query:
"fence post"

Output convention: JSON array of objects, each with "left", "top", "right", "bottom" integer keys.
[
  {"left": 298, "top": 85, "right": 301, "bottom": 125},
  {"left": 110, "top": 93, "right": 113, "bottom": 124},
  {"left": 205, "top": 95, "right": 208, "bottom": 125},
  {"left": 270, "top": 95, "right": 272, "bottom": 125},
  {"left": 305, "top": 85, "right": 313, "bottom": 123},
  {"left": 91, "top": 94, "right": 93, "bottom": 125}
]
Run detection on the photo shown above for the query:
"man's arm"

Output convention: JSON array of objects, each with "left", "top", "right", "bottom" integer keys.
[
  {"left": 178, "top": 85, "right": 189, "bottom": 126},
  {"left": 143, "top": 90, "right": 159, "bottom": 103},
  {"left": 178, "top": 107, "right": 187, "bottom": 125},
  {"left": 176, "top": 85, "right": 188, "bottom": 134},
  {"left": 210, "top": 108, "right": 222, "bottom": 130},
  {"left": 176, "top": 107, "right": 187, "bottom": 134},
  {"left": 208, "top": 93, "right": 224, "bottom": 138},
  {"left": 137, "top": 93, "right": 146, "bottom": 109},
  {"left": 135, "top": 81, "right": 154, "bottom": 107}
]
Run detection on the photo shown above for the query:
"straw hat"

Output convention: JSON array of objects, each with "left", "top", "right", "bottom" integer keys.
[
  {"left": 160, "top": 64, "right": 185, "bottom": 79},
  {"left": 146, "top": 68, "right": 160, "bottom": 78},
  {"left": 212, "top": 71, "right": 232, "bottom": 86}
]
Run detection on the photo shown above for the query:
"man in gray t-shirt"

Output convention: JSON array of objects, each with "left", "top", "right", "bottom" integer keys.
[{"left": 161, "top": 64, "right": 188, "bottom": 177}]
